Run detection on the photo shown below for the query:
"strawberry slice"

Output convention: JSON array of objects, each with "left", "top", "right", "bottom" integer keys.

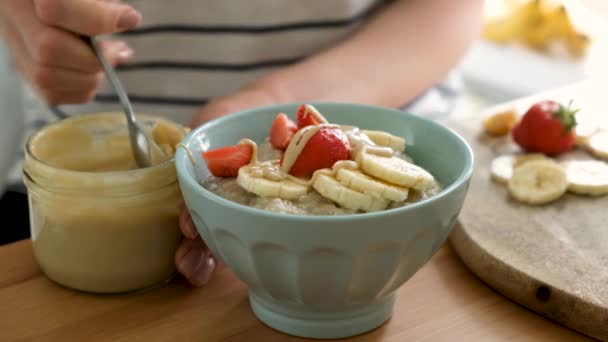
[
  {"left": 270, "top": 113, "right": 298, "bottom": 150},
  {"left": 296, "top": 104, "right": 323, "bottom": 129},
  {"left": 202, "top": 144, "right": 253, "bottom": 177},
  {"left": 286, "top": 127, "right": 351, "bottom": 177}
]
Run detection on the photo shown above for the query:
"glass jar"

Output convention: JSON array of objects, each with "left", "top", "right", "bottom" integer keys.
[{"left": 23, "top": 112, "right": 187, "bottom": 293}]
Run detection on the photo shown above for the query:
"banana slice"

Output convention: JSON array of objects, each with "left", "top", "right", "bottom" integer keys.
[
  {"left": 490, "top": 155, "right": 515, "bottom": 184},
  {"left": 586, "top": 130, "right": 608, "bottom": 161},
  {"left": 507, "top": 160, "right": 568, "bottom": 205},
  {"left": 513, "top": 153, "right": 548, "bottom": 167},
  {"left": 491, "top": 153, "right": 548, "bottom": 184},
  {"left": 237, "top": 165, "right": 308, "bottom": 200},
  {"left": 361, "top": 130, "right": 406, "bottom": 152},
  {"left": 401, "top": 154, "right": 414, "bottom": 163},
  {"left": 574, "top": 122, "right": 599, "bottom": 147},
  {"left": 313, "top": 174, "right": 389, "bottom": 212},
  {"left": 358, "top": 152, "right": 435, "bottom": 191},
  {"left": 563, "top": 160, "right": 608, "bottom": 196},
  {"left": 336, "top": 168, "right": 409, "bottom": 202}
]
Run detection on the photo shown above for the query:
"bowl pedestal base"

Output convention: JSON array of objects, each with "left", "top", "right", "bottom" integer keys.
[{"left": 249, "top": 291, "right": 396, "bottom": 339}]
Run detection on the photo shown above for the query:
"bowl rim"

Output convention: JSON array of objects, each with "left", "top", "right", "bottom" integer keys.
[{"left": 176, "top": 102, "right": 474, "bottom": 222}]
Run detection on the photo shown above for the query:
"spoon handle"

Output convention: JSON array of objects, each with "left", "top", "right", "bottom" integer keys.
[
  {"left": 84, "top": 36, "right": 137, "bottom": 126},
  {"left": 84, "top": 36, "right": 153, "bottom": 168}
]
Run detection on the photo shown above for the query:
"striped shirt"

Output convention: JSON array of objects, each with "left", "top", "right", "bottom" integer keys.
[
  {"left": 60, "top": 0, "right": 392, "bottom": 123},
  {"left": 9, "top": 0, "right": 462, "bottom": 189}
]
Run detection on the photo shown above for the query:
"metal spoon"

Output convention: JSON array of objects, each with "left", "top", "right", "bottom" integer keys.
[{"left": 86, "top": 36, "right": 153, "bottom": 168}]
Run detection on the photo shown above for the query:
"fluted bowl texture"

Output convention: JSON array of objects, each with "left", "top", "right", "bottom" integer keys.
[{"left": 175, "top": 103, "right": 473, "bottom": 339}]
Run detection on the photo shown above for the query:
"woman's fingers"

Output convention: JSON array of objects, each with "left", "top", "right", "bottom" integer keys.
[
  {"left": 10, "top": 35, "right": 133, "bottom": 104},
  {"left": 2, "top": 0, "right": 137, "bottom": 105},
  {"left": 3, "top": 0, "right": 135, "bottom": 105},
  {"left": 192, "top": 255, "right": 216, "bottom": 286},
  {"left": 175, "top": 237, "right": 216, "bottom": 286},
  {"left": 33, "top": 0, "right": 141, "bottom": 36},
  {"left": 178, "top": 205, "right": 199, "bottom": 239},
  {"left": 3, "top": 7, "right": 133, "bottom": 104}
]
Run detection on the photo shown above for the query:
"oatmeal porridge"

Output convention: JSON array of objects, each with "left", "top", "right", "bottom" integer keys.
[{"left": 199, "top": 105, "right": 441, "bottom": 215}]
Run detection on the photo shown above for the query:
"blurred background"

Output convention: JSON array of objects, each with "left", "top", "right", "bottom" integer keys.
[
  {"left": 0, "top": 0, "right": 607, "bottom": 195},
  {"left": 460, "top": 0, "right": 608, "bottom": 101},
  {"left": 0, "top": 39, "right": 24, "bottom": 197}
]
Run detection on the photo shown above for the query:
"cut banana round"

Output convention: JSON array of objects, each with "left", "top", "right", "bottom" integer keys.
[
  {"left": 586, "top": 130, "right": 608, "bottom": 161},
  {"left": 336, "top": 168, "right": 409, "bottom": 202},
  {"left": 513, "top": 153, "right": 548, "bottom": 167},
  {"left": 490, "top": 155, "right": 514, "bottom": 184},
  {"left": 361, "top": 130, "right": 406, "bottom": 152},
  {"left": 507, "top": 160, "right": 568, "bottom": 205},
  {"left": 490, "top": 153, "right": 548, "bottom": 184},
  {"left": 398, "top": 153, "right": 414, "bottom": 163},
  {"left": 358, "top": 152, "right": 435, "bottom": 191},
  {"left": 313, "top": 174, "right": 389, "bottom": 212},
  {"left": 574, "top": 122, "right": 599, "bottom": 146},
  {"left": 237, "top": 165, "right": 308, "bottom": 200},
  {"left": 563, "top": 160, "right": 608, "bottom": 196}
]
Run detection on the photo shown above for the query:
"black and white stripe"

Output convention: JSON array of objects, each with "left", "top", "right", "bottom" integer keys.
[
  {"left": 119, "top": 1, "right": 380, "bottom": 36},
  {"left": 95, "top": 94, "right": 209, "bottom": 106},
  {"left": 88, "top": 0, "right": 388, "bottom": 114}
]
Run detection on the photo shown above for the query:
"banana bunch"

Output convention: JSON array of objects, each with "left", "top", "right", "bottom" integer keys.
[{"left": 482, "top": 0, "right": 590, "bottom": 58}]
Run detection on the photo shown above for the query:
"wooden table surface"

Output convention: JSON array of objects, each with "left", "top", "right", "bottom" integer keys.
[{"left": 0, "top": 236, "right": 590, "bottom": 341}]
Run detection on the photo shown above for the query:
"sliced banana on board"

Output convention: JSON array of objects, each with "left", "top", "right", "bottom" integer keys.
[
  {"left": 574, "top": 123, "right": 600, "bottom": 147},
  {"left": 586, "top": 130, "right": 608, "bottom": 161},
  {"left": 237, "top": 165, "right": 309, "bottom": 200},
  {"left": 562, "top": 160, "right": 608, "bottom": 196},
  {"left": 491, "top": 153, "right": 548, "bottom": 184},
  {"left": 490, "top": 155, "right": 515, "bottom": 184},
  {"left": 507, "top": 159, "right": 568, "bottom": 205},
  {"left": 313, "top": 174, "right": 389, "bottom": 212},
  {"left": 336, "top": 168, "right": 409, "bottom": 202},
  {"left": 513, "top": 153, "right": 548, "bottom": 167},
  {"left": 358, "top": 152, "right": 435, "bottom": 191}
]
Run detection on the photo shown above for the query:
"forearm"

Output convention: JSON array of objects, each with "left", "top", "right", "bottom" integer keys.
[{"left": 252, "top": 0, "right": 483, "bottom": 108}]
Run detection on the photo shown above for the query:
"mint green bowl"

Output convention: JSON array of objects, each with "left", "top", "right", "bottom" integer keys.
[{"left": 175, "top": 103, "right": 473, "bottom": 339}]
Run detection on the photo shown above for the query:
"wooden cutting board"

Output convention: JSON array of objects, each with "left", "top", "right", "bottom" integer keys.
[{"left": 448, "top": 80, "right": 608, "bottom": 341}]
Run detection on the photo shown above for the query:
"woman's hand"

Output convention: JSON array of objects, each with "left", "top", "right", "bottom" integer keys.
[
  {"left": 175, "top": 203, "right": 216, "bottom": 286},
  {"left": 176, "top": 87, "right": 280, "bottom": 286},
  {"left": 0, "top": 0, "right": 141, "bottom": 104}
]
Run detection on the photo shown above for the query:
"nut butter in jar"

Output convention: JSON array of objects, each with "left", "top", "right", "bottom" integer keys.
[{"left": 23, "top": 113, "right": 188, "bottom": 293}]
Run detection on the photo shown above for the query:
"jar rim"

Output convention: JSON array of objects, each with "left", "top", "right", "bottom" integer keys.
[
  {"left": 23, "top": 112, "right": 185, "bottom": 193},
  {"left": 24, "top": 131, "right": 176, "bottom": 177},
  {"left": 25, "top": 112, "right": 178, "bottom": 175}
]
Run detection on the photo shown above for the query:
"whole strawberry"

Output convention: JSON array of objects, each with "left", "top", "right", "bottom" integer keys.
[
  {"left": 284, "top": 127, "right": 350, "bottom": 177},
  {"left": 512, "top": 100, "right": 578, "bottom": 156}
]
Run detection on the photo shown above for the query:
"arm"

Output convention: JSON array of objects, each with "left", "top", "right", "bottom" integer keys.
[{"left": 192, "top": 0, "right": 483, "bottom": 126}]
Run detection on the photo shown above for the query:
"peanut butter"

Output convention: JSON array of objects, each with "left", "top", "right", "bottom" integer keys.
[
  {"left": 301, "top": 104, "right": 329, "bottom": 124},
  {"left": 23, "top": 113, "right": 188, "bottom": 293}
]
